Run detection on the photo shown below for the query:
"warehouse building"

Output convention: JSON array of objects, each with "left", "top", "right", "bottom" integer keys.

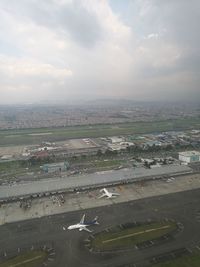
[
  {"left": 179, "top": 151, "right": 200, "bottom": 163},
  {"left": 42, "top": 162, "right": 69, "bottom": 173}
]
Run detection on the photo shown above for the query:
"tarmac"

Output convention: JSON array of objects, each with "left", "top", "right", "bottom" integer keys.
[{"left": 0, "top": 188, "right": 200, "bottom": 267}]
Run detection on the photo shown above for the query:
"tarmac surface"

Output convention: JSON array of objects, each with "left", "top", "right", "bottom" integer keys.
[{"left": 0, "top": 188, "right": 200, "bottom": 267}]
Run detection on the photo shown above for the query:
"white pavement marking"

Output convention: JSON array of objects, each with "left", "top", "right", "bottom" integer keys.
[
  {"left": 102, "top": 225, "right": 171, "bottom": 244},
  {"left": 3, "top": 255, "right": 43, "bottom": 267}
]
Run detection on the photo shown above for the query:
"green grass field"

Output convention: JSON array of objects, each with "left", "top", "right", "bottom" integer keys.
[
  {"left": 0, "top": 251, "right": 47, "bottom": 267},
  {"left": 92, "top": 159, "right": 123, "bottom": 168},
  {"left": 0, "top": 117, "right": 200, "bottom": 146},
  {"left": 151, "top": 251, "right": 200, "bottom": 267},
  {"left": 91, "top": 221, "right": 177, "bottom": 251},
  {"left": 0, "top": 160, "right": 39, "bottom": 180}
]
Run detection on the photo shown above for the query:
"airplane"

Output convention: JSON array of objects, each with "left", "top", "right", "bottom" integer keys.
[
  {"left": 98, "top": 188, "right": 120, "bottom": 199},
  {"left": 166, "top": 177, "right": 175, "bottom": 183},
  {"left": 63, "top": 214, "right": 99, "bottom": 232}
]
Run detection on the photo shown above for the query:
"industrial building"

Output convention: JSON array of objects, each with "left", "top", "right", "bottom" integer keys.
[
  {"left": 42, "top": 162, "right": 69, "bottom": 173},
  {"left": 109, "top": 136, "right": 124, "bottom": 143},
  {"left": 179, "top": 151, "right": 200, "bottom": 163}
]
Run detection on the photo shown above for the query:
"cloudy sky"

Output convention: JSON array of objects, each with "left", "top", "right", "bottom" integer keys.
[{"left": 0, "top": 0, "right": 199, "bottom": 104}]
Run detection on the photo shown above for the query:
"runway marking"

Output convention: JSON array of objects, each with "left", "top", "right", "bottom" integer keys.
[
  {"left": 5, "top": 255, "right": 44, "bottom": 267},
  {"left": 102, "top": 225, "right": 171, "bottom": 244}
]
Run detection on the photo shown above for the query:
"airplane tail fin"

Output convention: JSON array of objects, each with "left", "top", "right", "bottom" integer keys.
[{"left": 93, "top": 216, "right": 99, "bottom": 225}]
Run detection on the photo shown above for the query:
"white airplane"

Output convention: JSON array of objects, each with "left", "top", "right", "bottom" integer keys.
[
  {"left": 98, "top": 188, "right": 120, "bottom": 199},
  {"left": 63, "top": 214, "right": 99, "bottom": 232},
  {"left": 166, "top": 177, "right": 175, "bottom": 183}
]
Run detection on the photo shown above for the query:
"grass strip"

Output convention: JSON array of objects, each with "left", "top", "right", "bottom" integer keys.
[
  {"left": 103, "top": 225, "right": 170, "bottom": 244},
  {"left": 91, "top": 221, "right": 177, "bottom": 251},
  {"left": 152, "top": 251, "right": 200, "bottom": 267},
  {"left": 0, "top": 251, "right": 47, "bottom": 267}
]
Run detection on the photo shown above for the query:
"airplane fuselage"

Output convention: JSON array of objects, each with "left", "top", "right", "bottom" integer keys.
[
  {"left": 68, "top": 223, "right": 86, "bottom": 230},
  {"left": 68, "top": 221, "right": 98, "bottom": 230},
  {"left": 66, "top": 214, "right": 99, "bottom": 232},
  {"left": 99, "top": 188, "right": 120, "bottom": 199}
]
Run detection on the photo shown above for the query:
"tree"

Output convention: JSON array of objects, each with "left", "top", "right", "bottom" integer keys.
[
  {"left": 96, "top": 149, "right": 103, "bottom": 157},
  {"left": 104, "top": 149, "right": 117, "bottom": 157}
]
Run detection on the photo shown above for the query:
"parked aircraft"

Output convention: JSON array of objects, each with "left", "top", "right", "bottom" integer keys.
[
  {"left": 166, "top": 177, "right": 175, "bottom": 183},
  {"left": 63, "top": 214, "right": 99, "bottom": 232},
  {"left": 98, "top": 188, "right": 120, "bottom": 199}
]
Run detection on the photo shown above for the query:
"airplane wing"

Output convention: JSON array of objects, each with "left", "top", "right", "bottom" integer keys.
[
  {"left": 80, "top": 214, "right": 85, "bottom": 224},
  {"left": 98, "top": 193, "right": 106, "bottom": 199},
  {"left": 79, "top": 226, "right": 93, "bottom": 232},
  {"left": 111, "top": 192, "right": 120, "bottom": 196}
]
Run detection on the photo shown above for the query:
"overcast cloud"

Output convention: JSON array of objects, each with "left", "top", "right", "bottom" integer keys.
[{"left": 0, "top": 0, "right": 199, "bottom": 104}]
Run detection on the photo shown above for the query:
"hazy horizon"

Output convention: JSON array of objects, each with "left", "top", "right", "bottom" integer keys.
[
  {"left": 0, "top": 0, "right": 200, "bottom": 104},
  {"left": 0, "top": 97, "right": 200, "bottom": 107}
]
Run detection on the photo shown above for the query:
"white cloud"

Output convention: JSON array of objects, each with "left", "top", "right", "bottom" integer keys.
[
  {"left": 0, "top": 56, "right": 72, "bottom": 78},
  {"left": 146, "top": 33, "right": 159, "bottom": 39},
  {"left": 0, "top": 0, "right": 199, "bottom": 103}
]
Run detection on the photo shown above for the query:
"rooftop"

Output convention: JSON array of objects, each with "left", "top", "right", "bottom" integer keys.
[
  {"left": 0, "top": 165, "right": 192, "bottom": 200},
  {"left": 179, "top": 151, "right": 200, "bottom": 157}
]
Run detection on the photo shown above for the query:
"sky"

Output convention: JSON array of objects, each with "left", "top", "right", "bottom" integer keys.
[{"left": 0, "top": 0, "right": 199, "bottom": 104}]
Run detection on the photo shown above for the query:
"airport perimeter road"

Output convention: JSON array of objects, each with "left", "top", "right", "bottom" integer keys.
[{"left": 0, "top": 189, "right": 200, "bottom": 267}]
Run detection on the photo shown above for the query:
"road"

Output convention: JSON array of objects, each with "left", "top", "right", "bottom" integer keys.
[{"left": 0, "top": 188, "right": 200, "bottom": 267}]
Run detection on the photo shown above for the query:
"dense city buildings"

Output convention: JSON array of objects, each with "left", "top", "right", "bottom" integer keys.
[{"left": 0, "top": 101, "right": 199, "bottom": 129}]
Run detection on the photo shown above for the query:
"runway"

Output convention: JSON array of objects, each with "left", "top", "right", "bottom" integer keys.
[{"left": 0, "top": 188, "right": 200, "bottom": 267}]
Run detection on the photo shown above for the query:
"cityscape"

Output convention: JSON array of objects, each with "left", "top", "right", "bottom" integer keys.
[
  {"left": 0, "top": 1, "right": 200, "bottom": 267},
  {"left": 0, "top": 101, "right": 200, "bottom": 267},
  {"left": 0, "top": 101, "right": 199, "bottom": 129}
]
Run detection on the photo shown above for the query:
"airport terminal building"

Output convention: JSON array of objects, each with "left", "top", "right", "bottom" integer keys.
[
  {"left": 179, "top": 151, "right": 200, "bottom": 163},
  {"left": 0, "top": 164, "right": 192, "bottom": 201}
]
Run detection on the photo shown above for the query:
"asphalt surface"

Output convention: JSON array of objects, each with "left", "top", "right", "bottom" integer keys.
[{"left": 0, "top": 188, "right": 200, "bottom": 267}]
